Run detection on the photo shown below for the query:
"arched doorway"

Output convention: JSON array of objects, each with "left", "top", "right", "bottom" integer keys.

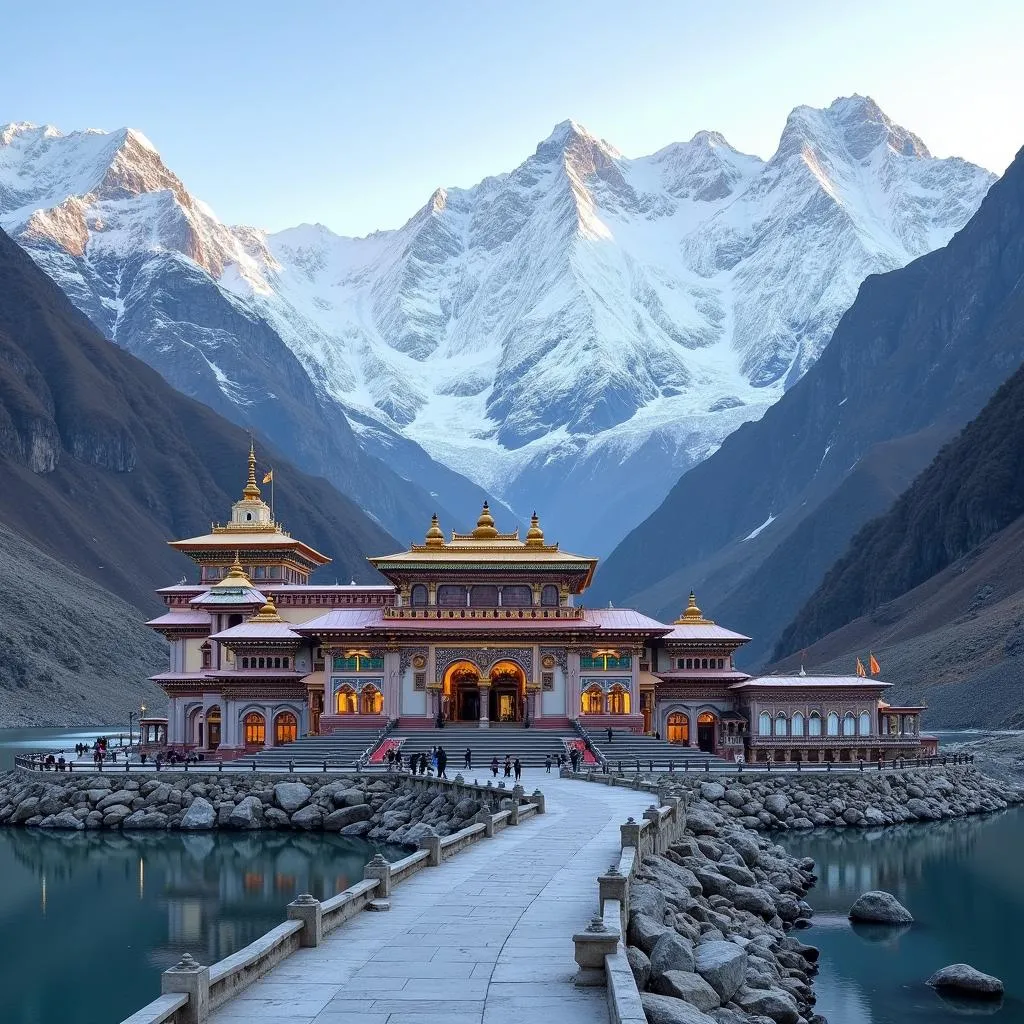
[
  {"left": 206, "top": 707, "right": 221, "bottom": 750},
  {"left": 444, "top": 660, "right": 482, "bottom": 722},
  {"left": 360, "top": 685, "right": 383, "bottom": 716},
  {"left": 274, "top": 711, "right": 297, "bottom": 745},
  {"left": 489, "top": 660, "right": 526, "bottom": 723},
  {"left": 666, "top": 712, "right": 689, "bottom": 745},
  {"left": 697, "top": 712, "right": 718, "bottom": 753},
  {"left": 243, "top": 711, "right": 266, "bottom": 750}
]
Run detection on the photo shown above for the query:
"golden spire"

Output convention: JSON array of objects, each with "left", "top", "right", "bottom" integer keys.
[
  {"left": 242, "top": 439, "right": 261, "bottom": 500},
  {"left": 525, "top": 510, "right": 545, "bottom": 547},
  {"left": 424, "top": 512, "right": 445, "bottom": 548},
  {"left": 471, "top": 500, "right": 498, "bottom": 539},
  {"left": 249, "top": 593, "right": 283, "bottom": 622},
  {"left": 676, "top": 590, "right": 714, "bottom": 625},
  {"left": 214, "top": 552, "right": 252, "bottom": 588}
]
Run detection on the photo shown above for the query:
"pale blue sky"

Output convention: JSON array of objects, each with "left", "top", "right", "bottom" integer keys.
[{"left": 3, "top": 0, "right": 1021, "bottom": 236}]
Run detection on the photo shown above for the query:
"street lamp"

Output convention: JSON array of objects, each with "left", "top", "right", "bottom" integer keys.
[
  {"left": 139, "top": 704, "right": 147, "bottom": 747},
  {"left": 128, "top": 711, "right": 135, "bottom": 746}
]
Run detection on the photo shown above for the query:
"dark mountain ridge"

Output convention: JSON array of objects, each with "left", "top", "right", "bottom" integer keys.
[
  {"left": 0, "top": 226, "right": 398, "bottom": 614},
  {"left": 592, "top": 144, "right": 1024, "bottom": 665}
]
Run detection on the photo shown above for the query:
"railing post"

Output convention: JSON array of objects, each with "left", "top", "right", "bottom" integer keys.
[
  {"left": 572, "top": 915, "right": 618, "bottom": 987},
  {"left": 531, "top": 789, "right": 546, "bottom": 814},
  {"left": 287, "top": 894, "right": 323, "bottom": 947},
  {"left": 599, "top": 863, "right": 628, "bottom": 923},
  {"left": 363, "top": 853, "right": 393, "bottom": 897},
  {"left": 620, "top": 816, "right": 642, "bottom": 850},
  {"left": 474, "top": 809, "right": 495, "bottom": 837},
  {"left": 161, "top": 953, "right": 210, "bottom": 1024},
  {"left": 419, "top": 834, "right": 442, "bottom": 866}
]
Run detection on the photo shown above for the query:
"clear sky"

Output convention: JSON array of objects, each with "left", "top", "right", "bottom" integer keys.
[{"left": 3, "top": 0, "right": 1021, "bottom": 236}]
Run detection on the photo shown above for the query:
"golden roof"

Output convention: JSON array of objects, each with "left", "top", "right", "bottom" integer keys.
[
  {"left": 214, "top": 553, "right": 252, "bottom": 588},
  {"left": 249, "top": 594, "right": 284, "bottom": 622},
  {"left": 675, "top": 591, "right": 715, "bottom": 625},
  {"left": 525, "top": 511, "right": 545, "bottom": 547},
  {"left": 424, "top": 513, "right": 445, "bottom": 548},
  {"left": 242, "top": 440, "right": 261, "bottom": 501}
]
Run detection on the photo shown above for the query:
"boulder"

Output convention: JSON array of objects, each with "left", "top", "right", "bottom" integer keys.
[
  {"left": 122, "top": 810, "right": 169, "bottom": 829},
  {"left": 650, "top": 930, "right": 696, "bottom": 978},
  {"left": 264, "top": 808, "right": 291, "bottom": 827},
  {"left": 404, "top": 821, "right": 439, "bottom": 846},
  {"left": 640, "top": 992, "right": 719, "bottom": 1024},
  {"left": 717, "top": 862, "right": 756, "bottom": 886},
  {"left": 326, "top": 785, "right": 366, "bottom": 808},
  {"left": 324, "top": 804, "right": 373, "bottom": 830},
  {"left": 633, "top": 882, "right": 669, "bottom": 920},
  {"left": 12, "top": 797, "right": 40, "bottom": 823},
  {"left": 339, "top": 821, "right": 373, "bottom": 837},
  {"left": 49, "top": 810, "right": 84, "bottom": 830},
  {"left": 628, "top": 911, "right": 670, "bottom": 955},
  {"left": 102, "top": 806, "right": 133, "bottom": 827},
  {"left": 733, "top": 986, "right": 801, "bottom": 1024},
  {"left": 849, "top": 890, "right": 913, "bottom": 924},
  {"left": 179, "top": 797, "right": 216, "bottom": 830},
  {"left": 927, "top": 964, "right": 1003, "bottom": 998},
  {"left": 96, "top": 789, "right": 135, "bottom": 812},
  {"left": 229, "top": 796, "right": 265, "bottom": 829},
  {"left": 290, "top": 805, "right": 324, "bottom": 830},
  {"left": 652, "top": 970, "right": 721, "bottom": 1011},
  {"left": 764, "top": 794, "right": 789, "bottom": 817},
  {"left": 687, "top": 809, "right": 721, "bottom": 835},
  {"left": 694, "top": 940, "right": 747, "bottom": 1002},
  {"left": 731, "top": 885, "right": 777, "bottom": 919},
  {"left": 273, "top": 782, "right": 311, "bottom": 813},
  {"left": 627, "top": 945, "right": 651, "bottom": 989},
  {"left": 700, "top": 783, "right": 726, "bottom": 802}
]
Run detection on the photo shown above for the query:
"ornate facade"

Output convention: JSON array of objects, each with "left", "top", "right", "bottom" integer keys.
[{"left": 146, "top": 448, "right": 928, "bottom": 761}]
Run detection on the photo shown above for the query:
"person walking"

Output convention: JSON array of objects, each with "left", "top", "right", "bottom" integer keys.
[
  {"left": 437, "top": 746, "right": 448, "bottom": 779},
  {"left": 464, "top": 747, "right": 472, "bottom": 770},
  {"left": 607, "top": 726, "right": 613, "bottom": 743},
  {"left": 503, "top": 754, "right": 512, "bottom": 778},
  {"left": 545, "top": 754, "right": 552, "bottom": 774},
  {"left": 490, "top": 756, "right": 499, "bottom": 778},
  {"left": 513, "top": 757, "right": 522, "bottom": 783},
  {"left": 418, "top": 751, "right": 428, "bottom": 775}
]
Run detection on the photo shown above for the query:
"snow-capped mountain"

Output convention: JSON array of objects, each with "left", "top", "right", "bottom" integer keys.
[{"left": 0, "top": 98, "right": 994, "bottom": 555}]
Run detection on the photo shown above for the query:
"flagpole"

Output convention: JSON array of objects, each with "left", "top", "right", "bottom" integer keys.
[{"left": 271, "top": 468, "right": 275, "bottom": 522}]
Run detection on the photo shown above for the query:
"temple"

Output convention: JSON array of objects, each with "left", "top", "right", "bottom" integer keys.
[{"left": 144, "top": 447, "right": 929, "bottom": 763}]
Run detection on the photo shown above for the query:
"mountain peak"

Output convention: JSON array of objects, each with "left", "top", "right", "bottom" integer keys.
[
  {"left": 534, "top": 119, "right": 621, "bottom": 162},
  {"left": 775, "top": 94, "right": 931, "bottom": 163}
]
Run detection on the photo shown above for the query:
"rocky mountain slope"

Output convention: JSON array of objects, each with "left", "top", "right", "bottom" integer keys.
[
  {"left": 0, "top": 224, "right": 397, "bottom": 618},
  {"left": 0, "top": 98, "right": 992, "bottom": 554},
  {"left": 593, "top": 142, "right": 1024, "bottom": 664},
  {"left": 769, "top": 362, "right": 1024, "bottom": 727},
  {"left": 0, "top": 524, "right": 166, "bottom": 727}
]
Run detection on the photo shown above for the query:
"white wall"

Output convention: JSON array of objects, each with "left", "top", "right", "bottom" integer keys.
[{"left": 401, "top": 666, "right": 428, "bottom": 716}]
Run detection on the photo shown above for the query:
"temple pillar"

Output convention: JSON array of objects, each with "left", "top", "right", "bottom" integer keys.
[
  {"left": 687, "top": 710, "right": 698, "bottom": 747},
  {"left": 567, "top": 651, "right": 581, "bottom": 718},
  {"left": 478, "top": 677, "right": 491, "bottom": 728}
]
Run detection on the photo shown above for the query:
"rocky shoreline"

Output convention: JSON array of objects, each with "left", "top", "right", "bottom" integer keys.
[
  {"left": 655, "top": 765, "right": 1023, "bottom": 831},
  {"left": 0, "top": 771, "right": 493, "bottom": 845}
]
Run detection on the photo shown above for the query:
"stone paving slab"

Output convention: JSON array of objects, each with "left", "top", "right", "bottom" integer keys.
[{"left": 207, "top": 770, "right": 652, "bottom": 1024}]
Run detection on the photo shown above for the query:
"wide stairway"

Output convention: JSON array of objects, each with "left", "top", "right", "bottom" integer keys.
[
  {"left": 235, "top": 729, "right": 383, "bottom": 770},
  {"left": 578, "top": 725, "right": 733, "bottom": 771},
  {"left": 388, "top": 723, "right": 576, "bottom": 771}
]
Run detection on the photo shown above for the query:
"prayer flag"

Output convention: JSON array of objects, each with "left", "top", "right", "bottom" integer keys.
[
  {"left": 856, "top": 657, "right": 867, "bottom": 678},
  {"left": 262, "top": 469, "right": 273, "bottom": 484},
  {"left": 869, "top": 653, "right": 881, "bottom": 675}
]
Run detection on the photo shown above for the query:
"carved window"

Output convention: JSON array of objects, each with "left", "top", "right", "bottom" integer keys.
[
  {"left": 336, "top": 686, "right": 357, "bottom": 714},
  {"left": 809, "top": 712, "right": 822, "bottom": 737},
  {"left": 243, "top": 713, "right": 265, "bottom": 746},
  {"left": 360, "top": 686, "right": 383, "bottom": 715},
  {"left": 413, "top": 671, "right": 426, "bottom": 691},
  {"left": 581, "top": 685, "right": 604, "bottom": 715},
  {"left": 608, "top": 685, "right": 630, "bottom": 715},
  {"left": 758, "top": 712, "right": 772, "bottom": 736},
  {"left": 667, "top": 712, "right": 689, "bottom": 744},
  {"left": 540, "top": 584, "right": 559, "bottom": 607},
  {"left": 437, "top": 585, "right": 466, "bottom": 607},
  {"left": 859, "top": 711, "right": 871, "bottom": 736},
  {"left": 410, "top": 584, "right": 428, "bottom": 606},
  {"left": 274, "top": 712, "right": 297, "bottom": 744},
  {"left": 470, "top": 585, "right": 499, "bottom": 606},
  {"left": 843, "top": 712, "right": 856, "bottom": 736},
  {"left": 200, "top": 643, "right": 212, "bottom": 669},
  {"left": 774, "top": 713, "right": 787, "bottom": 736},
  {"left": 791, "top": 712, "right": 805, "bottom": 737},
  {"left": 827, "top": 712, "right": 840, "bottom": 736},
  {"left": 501, "top": 585, "right": 533, "bottom": 607},
  {"left": 542, "top": 671, "right": 554, "bottom": 691}
]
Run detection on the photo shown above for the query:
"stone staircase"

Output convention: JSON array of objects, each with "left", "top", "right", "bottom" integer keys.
[
  {"left": 576, "top": 723, "right": 733, "bottom": 772},
  {"left": 234, "top": 728, "right": 386, "bottom": 771},
  {"left": 387, "top": 723, "right": 577, "bottom": 771}
]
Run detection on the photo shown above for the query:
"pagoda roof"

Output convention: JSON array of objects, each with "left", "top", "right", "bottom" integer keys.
[
  {"left": 169, "top": 528, "right": 330, "bottom": 565},
  {"left": 203, "top": 669, "right": 306, "bottom": 679},
  {"left": 730, "top": 674, "right": 893, "bottom": 689},
  {"left": 661, "top": 623, "right": 752, "bottom": 643},
  {"left": 145, "top": 610, "right": 210, "bottom": 629},
  {"left": 211, "top": 622, "right": 303, "bottom": 641},
  {"left": 190, "top": 586, "right": 266, "bottom": 607}
]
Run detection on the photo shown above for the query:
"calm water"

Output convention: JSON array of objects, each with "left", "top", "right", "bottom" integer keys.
[
  {"left": 0, "top": 729, "right": 405, "bottom": 1024},
  {"left": 0, "top": 725, "right": 127, "bottom": 770},
  {"left": 779, "top": 807, "right": 1024, "bottom": 1024}
]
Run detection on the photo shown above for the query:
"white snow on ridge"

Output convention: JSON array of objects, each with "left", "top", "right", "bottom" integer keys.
[
  {"left": 0, "top": 97, "right": 997, "bottom": 551},
  {"left": 744, "top": 515, "right": 777, "bottom": 542}
]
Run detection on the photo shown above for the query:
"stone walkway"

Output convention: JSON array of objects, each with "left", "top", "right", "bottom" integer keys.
[{"left": 208, "top": 770, "right": 652, "bottom": 1024}]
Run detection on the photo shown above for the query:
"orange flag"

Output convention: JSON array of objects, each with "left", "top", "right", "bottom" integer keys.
[
  {"left": 869, "top": 653, "right": 881, "bottom": 675},
  {"left": 855, "top": 657, "right": 867, "bottom": 678}
]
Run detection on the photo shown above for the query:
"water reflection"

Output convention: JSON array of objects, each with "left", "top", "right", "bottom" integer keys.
[
  {"left": 779, "top": 809, "right": 1024, "bottom": 1024},
  {"left": 0, "top": 827, "right": 406, "bottom": 1024}
]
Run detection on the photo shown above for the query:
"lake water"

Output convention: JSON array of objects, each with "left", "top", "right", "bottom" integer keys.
[
  {"left": 0, "top": 729, "right": 405, "bottom": 1024},
  {"left": 779, "top": 807, "right": 1024, "bottom": 1023}
]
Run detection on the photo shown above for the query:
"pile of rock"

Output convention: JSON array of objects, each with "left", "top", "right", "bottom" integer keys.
[
  {"left": 0, "top": 771, "right": 489, "bottom": 843},
  {"left": 628, "top": 807, "right": 822, "bottom": 1024},
  {"left": 657, "top": 767, "right": 1022, "bottom": 831}
]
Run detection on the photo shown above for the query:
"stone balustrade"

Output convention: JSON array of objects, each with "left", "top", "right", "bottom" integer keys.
[{"left": 117, "top": 784, "right": 546, "bottom": 1024}]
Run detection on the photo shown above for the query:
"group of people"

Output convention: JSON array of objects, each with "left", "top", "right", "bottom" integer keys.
[
  {"left": 487, "top": 755, "right": 523, "bottom": 781},
  {"left": 385, "top": 745, "right": 450, "bottom": 778}
]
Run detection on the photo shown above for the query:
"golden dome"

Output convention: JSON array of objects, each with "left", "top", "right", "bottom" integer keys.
[
  {"left": 675, "top": 590, "right": 715, "bottom": 625},
  {"left": 242, "top": 440, "right": 261, "bottom": 501},
  {"left": 249, "top": 594, "right": 283, "bottom": 622},
  {"left": 214, "top": 553, "right": 252, "bottom": 588},
  {"left": 524, "top": 510, "right": 545, "bottom": 546},
  {"left": 424, "top": 513, "right": 445, "bottom": 547},
  {"left": 471, "top": 501, "right": 498, "bottom": 539}
]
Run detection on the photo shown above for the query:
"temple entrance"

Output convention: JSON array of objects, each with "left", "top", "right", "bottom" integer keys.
[
  {"left": 489, "top": 661, "right": 526, "bottom": 723},
  {"left": 206, "top": 707, "right": 221, "bottom": 750},
  {"left": 443, "top": 659, "right": 527, "bottom": 724},
  {"left": 444, "top": 661, "right": 482, "bottom": 723},
  {"left": 697, "top": 712, "right": 717, "bottom": 753},
  {"left": 457, "top": 680, "right": 480, "bottom": 721}
]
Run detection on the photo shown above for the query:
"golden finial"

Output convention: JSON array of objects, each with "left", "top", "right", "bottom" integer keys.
[
  {"left": 525, "top": 510, "right": 545, "bottom": 547},
  {"left": 250, "top": 593, "right": 283, "bottom": 622},
  {"left": 675, "top": 590, "right": 714, "bottom": 625},
  {"left": 424, "top": 512, "right": 445, "bottom": 547},
  {"left": 471, "top": 500, "right": 498, "bottom": 539},
  {"left": 214, "top": 552, "right": 252, "bottom": 588},
  {"left": 242, "top": 439, "right": 261, "bottom": 500}
]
